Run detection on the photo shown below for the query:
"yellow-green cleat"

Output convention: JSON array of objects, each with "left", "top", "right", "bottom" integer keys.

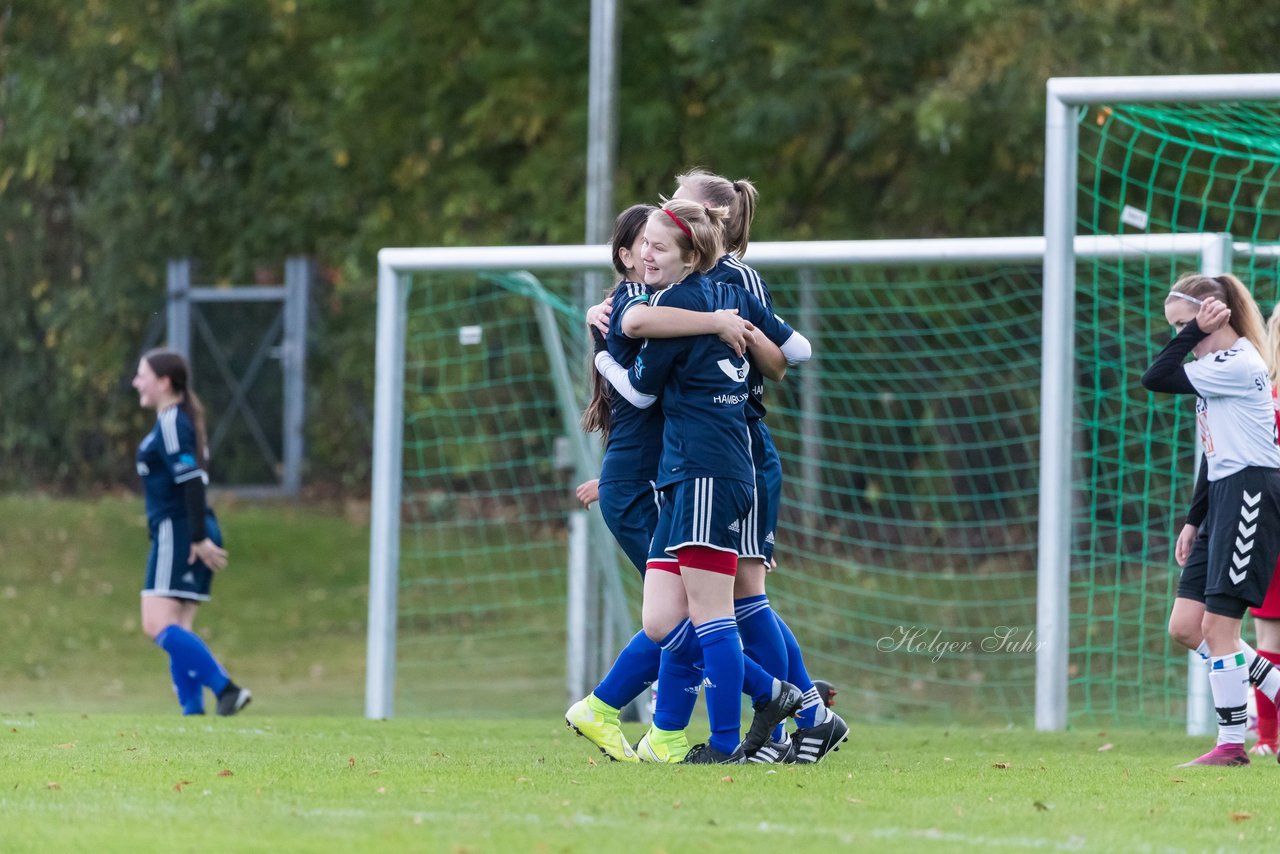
[
  {"left": 565, "top": 694, "right": 637, "bottom": 762},
  {"left": 635, "top": 725, "right": 690, "bottom": 763}
]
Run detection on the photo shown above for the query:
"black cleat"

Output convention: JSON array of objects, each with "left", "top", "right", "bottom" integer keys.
[
  {"left": 746, "top": 734, "right": 796, "bottom": 764},
  {"left": 216, "top": 682, "right": 252, "bottom": 717},
  {"left": 741, "top": 680, "right": 803, "bottom": 755},
  {"left": 680, "top": 742, "right": 745, "bottom": 764},
  {"left": 813, "top": 679, "right": 838, "bottom": 708},
  {"left": 790, "top": 711, "right": 849, "bottom": 764}
]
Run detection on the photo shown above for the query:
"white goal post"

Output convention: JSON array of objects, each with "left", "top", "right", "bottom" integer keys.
[{"left": 1039, "top": 73, "right": 1280, "bottom": 732}]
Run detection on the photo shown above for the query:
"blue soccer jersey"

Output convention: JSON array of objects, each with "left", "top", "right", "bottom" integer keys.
[
  {"left": 136, "top": 406, "right": 207, "bottom": 530},
  {"left": 599, "top": 280, "right": 665, "bottom": 486},
  {"left": 710, "top": 254, "right": 776, "bottom": 421},
  {"left": 628, "top": 273, "right": 755, "bottom": 488}
]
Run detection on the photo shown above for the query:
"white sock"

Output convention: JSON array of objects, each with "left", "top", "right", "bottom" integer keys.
[
  {"left": 1209, "top": 653, "right": 1249, "bottom": 746},
  {"left": 1237, "top": 639, "right": 1280, "bottom": 702}
]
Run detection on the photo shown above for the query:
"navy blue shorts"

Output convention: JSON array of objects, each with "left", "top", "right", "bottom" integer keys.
[
  {"left": 742, "top": 419, "right": 781, "bottom": 562},
  {"left": 647, "top": 477, "right": 754, "bottom": 571},
  {"left": 143, "top": 512, "right": 222, "bottom": 602},
  {"left": 598, "top": 478, "right": 662, "bottom": 575}
]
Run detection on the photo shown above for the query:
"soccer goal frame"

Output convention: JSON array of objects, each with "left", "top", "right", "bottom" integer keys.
[
  {"left": 368, "top": 231, "right": 1236, "bottom": 722},
  {"left": 1039, "top": 73, "right": 1280, "bottom": 733}
]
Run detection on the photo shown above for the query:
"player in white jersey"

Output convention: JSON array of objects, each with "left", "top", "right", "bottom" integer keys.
[{"left": 1141, "top": 272, "right": 1280, "bottom": 766}]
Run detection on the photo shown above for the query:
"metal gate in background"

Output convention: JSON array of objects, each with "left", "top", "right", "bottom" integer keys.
[{"left": 166, "top": 257, "right": 311, "bottom": 497}]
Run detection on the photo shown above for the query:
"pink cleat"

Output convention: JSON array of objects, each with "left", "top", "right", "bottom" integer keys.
[{"left": 1178, "top": 743, "right": 1249, "bottom": 767}]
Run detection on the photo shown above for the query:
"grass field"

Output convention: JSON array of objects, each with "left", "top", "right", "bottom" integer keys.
[
  {"left": 5, "top": 495, "right": 1280, "bottom": 851},
  {"left": 4, "top": 714, "right": 1280, "bottom": 852}
]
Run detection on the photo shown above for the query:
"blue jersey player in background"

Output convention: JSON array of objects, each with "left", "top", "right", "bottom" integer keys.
[{"left": 132, "top": 349, "right": 251, "bottom": 717}]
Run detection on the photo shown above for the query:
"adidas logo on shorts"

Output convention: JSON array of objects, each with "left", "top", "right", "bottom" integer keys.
[{"left": 728, "top": 519, "right": 741, "bottom": 533}]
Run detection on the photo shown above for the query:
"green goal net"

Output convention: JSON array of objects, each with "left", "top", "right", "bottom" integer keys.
[{"left": 1071, "top": 99, "right": 1280, "bottom": 726}]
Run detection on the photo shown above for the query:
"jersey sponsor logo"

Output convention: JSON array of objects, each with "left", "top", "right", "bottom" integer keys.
[
  {"left": 713, "top": 392, "right": 748, "bottom": 405},
  {"left": 634, "top": 355, "right": 645, "bottom": 378},
  {"left": 717, "top": 358, "right": 747, "bottom": 383},
  {"left": 728, "top": 518, "right": 741, "bottom": 534},
  {"left": 765, "top": 531, "right": 775, "bottom": 544},
  {"left": 1214, "top": 347, "right": 1242, "bottom": 363},
  {"left": 751, "top": 384, "right": 764, "bottom": 398}
]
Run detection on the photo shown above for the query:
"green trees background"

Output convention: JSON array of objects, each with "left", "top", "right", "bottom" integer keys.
[{"left": 3, "top": 0, "right": 1276, "bottom": 489}]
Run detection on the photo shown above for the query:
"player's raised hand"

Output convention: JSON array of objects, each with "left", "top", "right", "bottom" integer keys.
[
  {"left": 712, "top": 308, "right": 754, "bottom": 358},
  {"left": 1196, "top": 296, "right": 1231, "bottom": 333}
]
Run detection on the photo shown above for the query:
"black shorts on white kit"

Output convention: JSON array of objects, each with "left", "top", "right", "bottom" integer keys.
[{"left": 1178, "top": 466, "right": 1280, "bottom": 617}]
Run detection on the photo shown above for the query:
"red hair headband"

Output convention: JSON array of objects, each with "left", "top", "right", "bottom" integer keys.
[{"left": 663, "top": 208, "right": 693, "bottom": 240}]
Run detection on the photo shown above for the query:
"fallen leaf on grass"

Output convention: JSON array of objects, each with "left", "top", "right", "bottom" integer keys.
[
  {"left": 217, "top": 769, "right": 233, "bottom": 777},
  {"left": 1231, "top": 812, "right": 1253, "bottom": 822},
  {"left": 992, "top": 763, "right": 1010, "bottom": 769},
  {"left": 375, "top": 787, "right": 386, "bottom": 795},
  {"left": 56, "top": 743, "right": 75, "bottom": 750},
  {"left": 587, "top": 757, "right": 597, "bottom": 767},
  {"left": 1097, "top": 743, "right": 1114, "bottom": 752},
  {"left": 847, "top": 798, "right": 864, "bottom": 804},
  {"left": 1034, "top": 801, "right": 1051, "bottom": 812},
  {"left": 720, "top": 775, "right": 734, "bottom": 783},
  {"left": 46, "top": 782, "right": 60, "bottom": 790},
  {"left": 515, "top": 777, "right": 531, "bottom": 784},
  {"left": 173, "top": 780, "right": 192, "bottom": 793}
]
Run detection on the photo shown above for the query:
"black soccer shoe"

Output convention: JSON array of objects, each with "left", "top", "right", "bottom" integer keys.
[
  {"left": 741, "top": 680, "right": 803, "bottom": 756},
  {"left": 813, "top": 678, "right": 838, "bottom": 708},
  {"left": 680, "top": 742, "right": 746, "bottom": 765},
  {"left": 790, "top": 711, "right": 850, "bottom": 764},
  {"left": 216, "top": 682, "right": 253, "bottom": 717},
  {"left": 745, "top": 734, "right": 796, "bottom": 764}
]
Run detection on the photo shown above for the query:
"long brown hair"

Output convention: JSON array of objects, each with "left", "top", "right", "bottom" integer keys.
[
  {"left": 1166, "top": 272, "right": 1266, "bottom": 354},
  {"left": 143, "top": 348, "right": 209, "bottom": 463},
  {"left": 582, "top": 205, "right": 655, "bottom": 442}
]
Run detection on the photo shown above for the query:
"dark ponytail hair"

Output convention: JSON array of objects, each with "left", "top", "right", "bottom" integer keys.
[
  {"left": 143, "top": 348, "right": 209, "bottom": 463},
  {"left": 583, "top": 205, "right": 656, "bottom": 442}
]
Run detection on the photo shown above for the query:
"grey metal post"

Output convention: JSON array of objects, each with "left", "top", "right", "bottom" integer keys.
[
  {"left": 166, "top": 259, "right": 192, "bottom": 359},
  {"left": 365, "top": 260, "right": 409, "bottom": 719},
  {"left": 1035, "top": 83, "right": 1078, "bottom": 732},
  {"left": 583, "top": 0, "right": 618, "bottom": 312},
  {"left": 282, "top": 257, "right": 311, "bottom": 497}
]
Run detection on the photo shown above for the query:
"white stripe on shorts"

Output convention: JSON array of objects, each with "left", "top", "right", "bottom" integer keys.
[{"left": 156, "top": 518, "right": 173, "bottom": 592}]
